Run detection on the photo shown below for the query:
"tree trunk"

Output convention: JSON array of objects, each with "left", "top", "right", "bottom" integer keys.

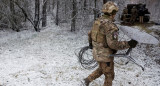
[
  {"left": 23, "top": 0, "right": 29, "bottom": 22},
  {"left": 55, "top": 0, "right": 59, "bottom": 25},
  {"left": 42, "top": 0, "right": 47, "bottom": 27},
  {"left": 34, "top": 0, "right": 40, "bottom": 32},
  {"left": 52, "top": 0, "right": 55, "bottom": 9},
  {"left": 71, "top": 0, "right": 77, "bottom": 32},
  {"left": 94, "top": 0, "right": 97, "bottom": 20},
  {"left": 65, "top": 0, "right": 67, "bottom": 14},
  {"left": 47, "top": 0, "right": 51, "bottom": 13},
  {"left": 84, "top": 0, "right": 87, "bottom": 10},
  {"left": 10, "top": 0, "right": 15, "bottom": 30},
  {"left": 10, "top": 0, "right": 19, "bottom": 32}
]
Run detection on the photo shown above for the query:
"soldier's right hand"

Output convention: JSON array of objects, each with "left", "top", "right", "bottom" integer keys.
[{"left": 128, "top": 39, "right": 138, "bottom": 48}]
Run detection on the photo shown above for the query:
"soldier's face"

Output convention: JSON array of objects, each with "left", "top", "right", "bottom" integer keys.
[{"left": 112, "top": 14, "right": 116, "bottom": 18}]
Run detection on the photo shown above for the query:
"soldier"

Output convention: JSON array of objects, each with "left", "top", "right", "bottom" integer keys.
[
  {"left": 130, "top": 6, "right": 138, "bottom": 24},
  {"left": 123, "top": 7, "right": 128, "bottom": 14},
  {"left": 138, "top": 4, "right": 145, "bottom": 23},
  {"left": 122, "top": 7, "right": 128, "bottom": 23},
  {"left": 83, "top": 1, "right": 138, "bottom": 86}
]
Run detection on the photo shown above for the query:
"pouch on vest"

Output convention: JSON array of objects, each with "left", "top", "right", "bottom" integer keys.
[
  {"left": 91, "top": 21, "right": 100, "bottom": 42},
  {"left": 92, "top": 21, "right": 106, "bottom": 41}
]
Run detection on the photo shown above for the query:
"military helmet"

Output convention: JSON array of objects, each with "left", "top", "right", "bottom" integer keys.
[{"left": 102, "top": 1, "right": 119, "bottom": 14}]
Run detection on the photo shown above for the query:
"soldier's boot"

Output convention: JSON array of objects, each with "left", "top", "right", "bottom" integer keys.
[{"left": 83, "top": 78, "right": 90, "bottom": 86}]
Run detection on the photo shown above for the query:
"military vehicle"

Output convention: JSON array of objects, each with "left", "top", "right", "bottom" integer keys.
[{"left": 121, "top": 4, "right": 150, "bottom": 23}]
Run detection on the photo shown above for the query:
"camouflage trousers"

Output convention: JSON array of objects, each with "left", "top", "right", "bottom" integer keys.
[
  {"left": 130, "top": 16, "right": 136, "bottom": 23},
  {"left": 139, "top": 16, "right": 144, "bottom": 23},
  {"left": 87, "top": 61, "right": 114, "bottom": 86}
]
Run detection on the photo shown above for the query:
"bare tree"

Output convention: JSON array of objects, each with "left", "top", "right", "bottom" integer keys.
[
  {"left": 10, "top": 0, "right": 19, "bottom": 32},
  {"left": 52, "top": 0, "right": 55, "bottom": 9},
  {"left": 13, "top": 1, "right": 38, "bottom": 32},
  {"left": 65, "top": 0, "right": 67, "bottom": 14},
  {"left": 94, "top": 0, "right": 97, "bottom": 20},
  {"left": 71, "top": 0, "right": 77, "bottom": 32},
  {"left": 47, "top": 0, "right": 51, "bottom": 13},
  {"left": 42, "top": 0, "right": 47, "bottom": 27},
  {"left": 34, "top": 0, "right": 40, "bottom": 32},
  {"left": 10, "top": 0, "right": 15, "bottom": 30},
  {"left": 84, "top": 0, "right": 87, "bottom": 10},
  {"left": 55, "top": 0, "right": 59, "bottom": 25}
]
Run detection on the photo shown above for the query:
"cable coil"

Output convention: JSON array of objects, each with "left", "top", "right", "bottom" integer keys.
[{"left": 77, "top": 46, "right": 98, "bottom": 69}]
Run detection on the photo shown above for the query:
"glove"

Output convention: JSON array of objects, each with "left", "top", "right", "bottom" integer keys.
[
  {"left": 89, "top": 43, "right": 93, "bottom": 49},
  {"left": 112, "top": 49, "right": 117, "bottom": 54},
  {"left": 128, "top": 39, "right": 138, "bottom": 48}
]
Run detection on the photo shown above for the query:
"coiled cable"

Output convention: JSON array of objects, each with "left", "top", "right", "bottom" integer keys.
[{"left": 76, "top": 46, "right": 98, "bottom": 69}]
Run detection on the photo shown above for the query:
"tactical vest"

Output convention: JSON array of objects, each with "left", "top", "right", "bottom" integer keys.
[{"left": 91, "top": 19, "right": 108, "bottom": 48}]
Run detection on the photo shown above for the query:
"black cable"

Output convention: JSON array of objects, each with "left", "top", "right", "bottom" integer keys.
[
  {"left": 76, "top": 46, "right": 98, "bottom": 69},
  {"left": 76, "top": 46, "right": 144, "bottom": 71}
]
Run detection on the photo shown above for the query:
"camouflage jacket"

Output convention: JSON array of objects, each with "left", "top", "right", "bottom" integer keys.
[
  {"left": 88, "top": 15, "right": 130, "bottom": 62},
  {"left": 123, "top": 8, "right": 128, "bottom": 14},
  {"left": 131, "top": 8, "right": 138, "bottom": 15}
]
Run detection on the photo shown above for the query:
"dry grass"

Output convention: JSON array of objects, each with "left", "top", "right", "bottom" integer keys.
[{"left": 134, "top": 23, "right": 154, "bottom": 33}]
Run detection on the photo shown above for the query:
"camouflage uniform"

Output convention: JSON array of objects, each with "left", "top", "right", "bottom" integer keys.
[
  {"left": 130, "top": 6, "right": 138, "bottom": 24},
  {"left": 122, "top": 7, "right": 128, "bottom": 22},
  {"left": 139, "top": 4, "right": 145, "bottom": 23},
  {"left": 85, "top": 1, "right": 130, "bottom": 86},
  {"left": 123, "top": 7, "right": 128, "bottom": 14},
  {"left": 87, "top": 14, "right": 130, "bottom": 86}
]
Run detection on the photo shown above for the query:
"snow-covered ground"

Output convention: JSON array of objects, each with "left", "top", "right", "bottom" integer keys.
[{"left": 0, "top": 24, "right": 160, "bottom": 86}]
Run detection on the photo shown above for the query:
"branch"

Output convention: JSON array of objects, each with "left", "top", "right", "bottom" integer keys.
[
  {"left": 42, "top": 0, "right": 48, "bottom": 8},
  {"left": 12, "top": 1, "right": 42, "bottom": 31},
  {"left": 0, "top": 9, "right": 19, "bottom": 30},
  {"left": 13, "top": 1, "right": 34, "bottom": 26}
]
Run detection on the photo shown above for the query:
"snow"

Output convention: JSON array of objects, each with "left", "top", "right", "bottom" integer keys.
[{"left": 0, "top": 24, "right": 160, "bottom": 86}]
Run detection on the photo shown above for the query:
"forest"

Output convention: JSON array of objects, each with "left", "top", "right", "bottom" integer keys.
[
  {"left": 0, "top": 0, "right": 160, "bottom": 86},
  {"left": 0, "top": 0, "right": 160, "bottom": 32}
]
